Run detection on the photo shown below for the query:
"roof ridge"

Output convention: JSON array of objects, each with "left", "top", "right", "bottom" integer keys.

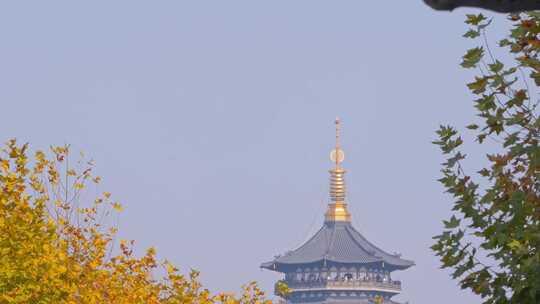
[
  {"left": 343, "top": 223, "right": 382, "bottom": 259},
  {"left": 347, "top": 224, "right": 391, "bottom": 257},
  {"left": 286, "top": 225, "right": 325, "bottom": 256},
  {"left": 325, "top": 223, "right": 338, "bottom": 258},
  {"left": 346, "top": 224, "right": 415, "bottom": 268}
]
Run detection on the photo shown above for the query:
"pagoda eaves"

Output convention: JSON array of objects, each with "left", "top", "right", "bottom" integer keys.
[{"left": 261, "top": 221, "right": 414, "bottom": 272}]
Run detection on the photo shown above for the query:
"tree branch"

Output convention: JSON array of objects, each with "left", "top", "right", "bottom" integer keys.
[{"left": 424, "top": 0, "right": 540, "bottom": 13}]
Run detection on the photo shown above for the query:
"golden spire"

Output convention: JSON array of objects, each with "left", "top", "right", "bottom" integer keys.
[{"left": 325, "top": 118, "right": 351, "bottom": 223}]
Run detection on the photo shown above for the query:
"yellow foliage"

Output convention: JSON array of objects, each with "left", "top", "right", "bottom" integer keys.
[{"left": 0, "top": 140, "right": 272, "bottom": 304}]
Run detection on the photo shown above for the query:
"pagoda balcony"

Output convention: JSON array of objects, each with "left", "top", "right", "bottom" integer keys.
[{"left": 281, "top": 279, "right": 402, "bottom": 294}]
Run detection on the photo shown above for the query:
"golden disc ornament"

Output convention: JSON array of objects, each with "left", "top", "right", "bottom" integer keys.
[{"left": 330, "top": 148, "right": 345, "bottom": 164}]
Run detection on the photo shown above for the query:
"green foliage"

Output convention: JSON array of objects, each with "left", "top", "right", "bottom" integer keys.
[
  {"left": 461, "top": 47, "right": 485, "bottom": 68},
  {"left": 433, "top": 13, "right": 540, "bottom": 304}
]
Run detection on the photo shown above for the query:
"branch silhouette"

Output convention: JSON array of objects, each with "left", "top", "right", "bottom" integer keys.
[{"left": 424, "top": 0, "right": 540, "bottom": 12}]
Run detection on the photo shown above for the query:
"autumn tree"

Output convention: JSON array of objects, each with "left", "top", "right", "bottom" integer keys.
[
  {"left": 0, "top": 140, "right": 271, "bottom": 304},
  {"left": 432, "top": 13, "right": 540, "bottom": 303}
]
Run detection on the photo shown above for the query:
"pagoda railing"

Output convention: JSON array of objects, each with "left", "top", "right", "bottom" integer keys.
[{"left": 283, "top": 278, "right": 401, "bottom": 293}]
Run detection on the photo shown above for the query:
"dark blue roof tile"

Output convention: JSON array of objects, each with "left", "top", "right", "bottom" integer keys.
[{"left": 262, "top": 221, "right": 414, "bottom": 271}]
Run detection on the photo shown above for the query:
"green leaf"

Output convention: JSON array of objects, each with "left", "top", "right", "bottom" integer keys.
[
  {"left": 445, "top": 152, "right": 466, "bottom": 168},
  {"left": 502, "top": 65, "right": 518, "bottom": 78},
  {"left": 461, "top": 47, "right": 484, "bottom": 69},
  {"left": 444, "top": 215, "right": 461, "bottom": 229},
  {"left": 465, "top": 14, "right": 487, "bottom": 26},
  {"left": 499, "top": 39, "right": 511, "bottom": 47},
  {"left": 508, "top": 239, "right": 522, "bottom": 251},
  {"left": 464, "top": 29, "right": 480, "bottom": 39},
  {"left": 467, "top": 77, "right": 488, "bottom": 94},
  {"left": 488, "top": 60, "right": 504, "bottom": 73},
  {"left": 477, "top": 133, "right": 487, "bottom": 143},
  {"left": 519, "top": 56, "right": 540, "bottom": 71},
  {"left": 531, "top": 71, "right": 540, "bottom": 86},
  {"left": 503, "top": 132, "right": 519, "bottom": 147},
  {"left": 474, "top": 94, "right": 496, "bottom": 111},
  {"left": 478, "top": 168, "right": 489, "bottom": 177}
]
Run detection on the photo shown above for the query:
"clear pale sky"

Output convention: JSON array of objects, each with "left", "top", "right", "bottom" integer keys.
[{"left": 0, "top": 1, "right": 510, "bottom": 303}]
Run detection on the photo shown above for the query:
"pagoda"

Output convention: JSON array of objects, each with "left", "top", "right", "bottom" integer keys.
[{"left": 261, "top": 119, "right": 414, "bottom": 304}]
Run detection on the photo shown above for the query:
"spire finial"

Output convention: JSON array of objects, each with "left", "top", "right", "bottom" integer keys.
[
  {"left": 325, "top": 118, "right": 351, "bottom": 223},
  {"left": 330, "top": 117, "right": 345, "bottom": 169},
  {"left": 335, "top": 117, "right": 341, "bottom": 149}
]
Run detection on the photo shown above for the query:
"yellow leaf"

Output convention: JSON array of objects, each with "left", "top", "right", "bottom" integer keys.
[
  {"left": 1, "top": 160, "right": 9, "bottom": 171},
  {"left": 112, "top": 202, "right": 123, "bottom": 212}
]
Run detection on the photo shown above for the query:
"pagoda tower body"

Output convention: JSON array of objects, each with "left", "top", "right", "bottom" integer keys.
[{"left": 261, "top": 119, "right": 414, "bottom": 304}]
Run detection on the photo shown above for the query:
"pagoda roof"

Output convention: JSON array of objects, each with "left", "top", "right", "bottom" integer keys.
[{"left": 261, "top": 221, "right": 414, "bottom": 272}]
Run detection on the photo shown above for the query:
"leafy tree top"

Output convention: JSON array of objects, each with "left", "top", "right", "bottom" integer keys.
[
  {"left": 0, "top": 139, "right": 272, "bottom": 304},
  {"left": 432, "top": 12, "right": 540, "bottom": 304}
]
